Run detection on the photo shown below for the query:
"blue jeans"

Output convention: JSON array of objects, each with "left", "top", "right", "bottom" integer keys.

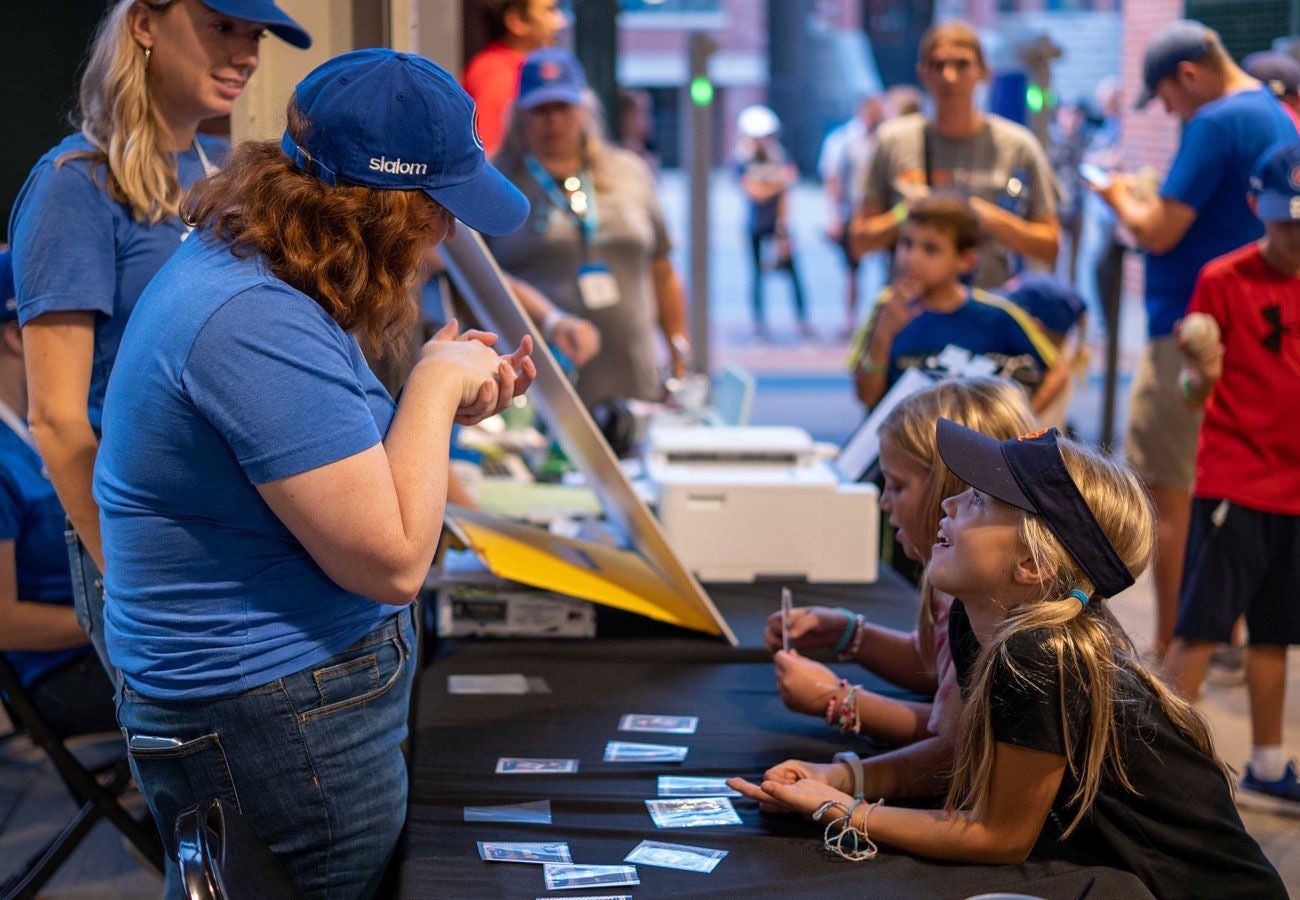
[
  {"left": 66, "top": 528, "right": 119, "bottom": 688},
  {"left": 117, "top": 608, "right": 416, "bottom": 899}
]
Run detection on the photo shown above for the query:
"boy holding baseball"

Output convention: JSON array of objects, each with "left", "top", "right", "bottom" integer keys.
[{"left": 1164, "top": 141, "right": 1300, "bottom": 813}]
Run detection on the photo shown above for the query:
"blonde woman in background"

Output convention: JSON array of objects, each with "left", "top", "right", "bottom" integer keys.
[{"left": 8, "top": 0, "right": 310, "bottom": 676}]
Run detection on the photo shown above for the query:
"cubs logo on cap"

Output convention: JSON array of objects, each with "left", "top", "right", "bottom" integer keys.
[
  {"left": 1248, "top": 140, "right": 1300, "bottom": 223},
  {"left": 517, "top": 48, "right": 588, "bottom": 110}
]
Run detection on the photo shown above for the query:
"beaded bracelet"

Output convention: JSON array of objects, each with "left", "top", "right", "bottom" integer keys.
[
  {"left": 837, "top": 614, "right": 866, "bottom": 662},
  {"left": 824, "top": 680, "right": 862, "bottom": 734}
]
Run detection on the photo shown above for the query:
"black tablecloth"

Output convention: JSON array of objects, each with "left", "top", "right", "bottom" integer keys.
[{"left": 399, "top": 574, "right": 1152, "bottom": 899}]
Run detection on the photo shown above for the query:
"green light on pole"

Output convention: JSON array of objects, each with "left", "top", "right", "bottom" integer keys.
[
  {"left": 690, "top": 75, "right": 714, "bottom": 107},
  {"left": 1026, "top": 84, "right": 1044, "bottom": 113}
]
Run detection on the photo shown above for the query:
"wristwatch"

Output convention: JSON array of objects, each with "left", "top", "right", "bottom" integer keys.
[{"left": 833, "top": 750, "right": 865, "bottom": 800}]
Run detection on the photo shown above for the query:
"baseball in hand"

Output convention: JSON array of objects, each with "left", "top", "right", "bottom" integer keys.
[{"left": 1179, "top": 312, "right": 1220, "bottom": 356}]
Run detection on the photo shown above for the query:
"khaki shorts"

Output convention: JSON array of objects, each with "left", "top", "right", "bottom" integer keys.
[{"left": 1124, "top": 335, "right": 1203, "bottom": 492}]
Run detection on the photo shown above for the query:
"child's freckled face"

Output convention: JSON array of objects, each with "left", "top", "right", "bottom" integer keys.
[
  {"left": 929, "top": 487, "right": 1025, "bottom": 603},
  {"left": 878, "top": 441, "right": 934, "bottom": 563}
]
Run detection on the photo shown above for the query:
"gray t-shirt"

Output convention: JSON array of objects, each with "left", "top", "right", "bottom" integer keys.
[
  {"left": 487, "top": 147, "right": 671, "bottom": 410},
  {"left": 864, "top": 112, "right": 1059, "bottom": 287}
]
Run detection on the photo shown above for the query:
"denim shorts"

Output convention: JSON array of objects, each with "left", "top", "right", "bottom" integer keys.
[{"left": 117, "top": 607, "right": 416, "bottom": 900}]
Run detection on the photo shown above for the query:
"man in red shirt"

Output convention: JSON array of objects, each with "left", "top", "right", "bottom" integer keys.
[
  {"left": 1165, "top": 140, "right": 1300, "bottom": 813},
  {"left": 462, "top": 0, "right": 567, "bottom": 157}
]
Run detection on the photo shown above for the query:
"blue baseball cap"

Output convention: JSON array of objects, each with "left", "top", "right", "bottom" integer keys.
[
  {"left": 1249, "top": 141, "right": 1300, "bottom": 222},
  {"left": 282, "top": 49, "right": 528, "bottom": 236},
  {"left": 1005, "top": 273, "right": 1086, "bottom": 336},
  {"left": 517, "top": 48, "right": 588, "bottom": 109},
  {"left": 935, "top": 419, "right": 1136, "bottom": 600},
  {"left": 1135, "top": 20, "right": 1216, "bottom": 109},
  {"left": 0, "top": 249, "right": 15, "bottom": 322},
  {"left": 1243, "top": 51, "right": 1300, "bottom": 99},
  {"left": 201, "top": 0, "right": 311, "bottom": 49}
]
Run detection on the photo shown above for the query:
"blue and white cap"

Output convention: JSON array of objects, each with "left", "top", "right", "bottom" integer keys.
[
  {"left": 201, "top": 0, "right": 311, "bottom": 48},
  {"left": 517, "top": 48, "right": 588, "bottom": 109},
  {"left": 281, "top": 49, "right": 529, "bottom": 236},
  {"left": 1249, "top": 141, "right": 1300, "bottom": 222}
]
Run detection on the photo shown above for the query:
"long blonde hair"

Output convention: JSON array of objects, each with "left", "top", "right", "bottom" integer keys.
[
  {"left": 877, "top": 377, "right": 1036, "bottom": 652},
  {"left": 61, "top": 0, "right": 183, "bottom": 224},
  {"left": 945, "top": 440, "right": 1226, "bottom": 835}
]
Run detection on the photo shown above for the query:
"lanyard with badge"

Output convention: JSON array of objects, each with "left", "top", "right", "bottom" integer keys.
[
  {"left": 525, "top": 155, "right": 619, "bottom": 311},
  {"left": 180, "top": 140, "right": 220, "bottom": 243}
]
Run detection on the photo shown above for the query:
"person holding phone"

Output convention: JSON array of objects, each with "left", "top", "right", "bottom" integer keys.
[{"left": 1091, "top": 20, "right": 1300, "bottom": 661}]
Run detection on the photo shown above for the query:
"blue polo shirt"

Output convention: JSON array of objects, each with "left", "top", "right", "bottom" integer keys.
[
  {"left": 94, "top": 233, "right": 398, "bottom": 700},
  {"left": 0, "top": 426, "right": 86, "bottom": 686},
  {"left": 8, "top": 132, "right": 228, "bottom": 432},
  {"left": 1146, "top": 87, "right": 1299, "bottom": 338}
]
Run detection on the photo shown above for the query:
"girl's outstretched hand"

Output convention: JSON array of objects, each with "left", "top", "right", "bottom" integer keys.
[
  {"left": 763, "top": 759, "right": 851, "bottom": 794},
  {"left": 726, "top": 774, "right": 853, "bottom": 820},
  {"left": 773, "top": 649, "right": 842, "bottom": 716},
  {"left": 760, "top": 778, "right": 854, "bottom": 819}
]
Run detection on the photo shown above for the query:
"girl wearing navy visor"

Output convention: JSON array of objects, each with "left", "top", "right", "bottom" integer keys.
[{"left": 730, "top": 423, "right": 1284, "bottom": 899}]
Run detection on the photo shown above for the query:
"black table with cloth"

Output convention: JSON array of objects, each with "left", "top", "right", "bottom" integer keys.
[{"left": 398, "top": 571, "right": 1152, "bottom": 899}]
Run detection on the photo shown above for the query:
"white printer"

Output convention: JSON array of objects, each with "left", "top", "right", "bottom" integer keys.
[{"left": 643, "top": 425, "right": 878, "bottom": 583}]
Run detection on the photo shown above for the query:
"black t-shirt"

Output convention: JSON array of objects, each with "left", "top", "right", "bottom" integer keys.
[{"left": 949, "top": 601, "right": 1285, "bottom": 900}]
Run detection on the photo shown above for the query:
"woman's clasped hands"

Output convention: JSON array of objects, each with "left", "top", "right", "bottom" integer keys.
[{"left": 421, "top": 320, "right": 536, "bottom": 424}]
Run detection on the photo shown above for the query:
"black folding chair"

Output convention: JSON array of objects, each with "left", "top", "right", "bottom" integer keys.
[
  {"left": 0, "top": 654, "right": 164, "bottom": 900},
  {"left": 175, "top": 798, "right": 299, "bottom": 900}
]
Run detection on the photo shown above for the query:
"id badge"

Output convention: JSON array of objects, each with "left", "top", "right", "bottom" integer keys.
[{"left": 577, "top": 263, "right": 620, "bottom": 310}]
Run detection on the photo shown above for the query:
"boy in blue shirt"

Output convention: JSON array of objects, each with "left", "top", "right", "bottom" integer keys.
[
  {"left": 849, "top": 194, "right": 1057, "bottom": 410},
  {"left": 0, "top": 249, "right": 115, "bottom": 736}
]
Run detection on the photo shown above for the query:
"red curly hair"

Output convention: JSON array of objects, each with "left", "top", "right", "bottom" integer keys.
[{"left": 183, "top": 104, "right": 450, "bottom": 356}]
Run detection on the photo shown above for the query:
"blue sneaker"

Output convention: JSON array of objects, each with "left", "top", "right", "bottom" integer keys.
[{"left": 1237, "top": 760, "right": 1300, "bottom": 817}]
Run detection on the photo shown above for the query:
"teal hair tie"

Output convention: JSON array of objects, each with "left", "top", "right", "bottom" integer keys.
[{"left": 1069, "top": 589, "right": 1089, "bottom": 607}]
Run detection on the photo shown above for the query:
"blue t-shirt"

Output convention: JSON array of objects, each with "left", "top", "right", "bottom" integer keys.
[
  {"left": 870, "top": 287, "right": 1057, "bottom": 387},
  {"left": 0, "top": 426, "right": 86, "bottom": 686},
  {"left": 1146, "top": 87, "right": 1298, "bottom": 338},
  {"left": 94, "top": 234, "right": 398, "bottom": 700},
  {"left": 7, "top": 132, "right": 228, "bottom": 432}
]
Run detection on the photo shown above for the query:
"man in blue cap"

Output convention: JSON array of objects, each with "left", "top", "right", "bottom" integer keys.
[
  {"left": 1093, "top": 21, "right": 1300, "bottom": 662},
  {"left": 1163, "top": 141, "right": 1300, "bottom": 814}
]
